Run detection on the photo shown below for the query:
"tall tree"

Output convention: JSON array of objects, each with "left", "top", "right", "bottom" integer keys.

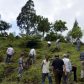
[
  {"left": 0, "top": 20, "right": 11, "bottom": 34},
  {"left": 17, "top": 0, "right": 36, "bottom": 35},
  {"left": 70, "top": 20, "right": 82, "bottom": 39},
  {"left": 54, "top": 20, "right": 67, "bottom": 33},
  {"left": 37, "top": 17, "right": 51, "bottom": 37}
]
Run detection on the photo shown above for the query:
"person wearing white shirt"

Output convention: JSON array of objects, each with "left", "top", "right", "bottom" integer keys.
[
  {"left": 47, "top": 41, "right": 51, "bottom": 47},
  {"left": 29, "top": 48, "right": 36, "bottom": 64},
  {"left": 41, "top": 56, "right": 52, "bottom": 84},
  {"left": 62, "top": 54, "right": 72, "bottom": 84},
  {"left": 6, "top": 45, "right": 14, "bottom": 63},
  {"left": 56, "top": 39, "right": 60, "bottom": 50}
]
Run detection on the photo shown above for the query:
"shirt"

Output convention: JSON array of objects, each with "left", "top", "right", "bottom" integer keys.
[
  {"left": 52, "top": 58, "right": 64, "bottom": 71},
  {"left": 6, "top": 47, "right": 14, "bottom": 55},
  {"left": 48, "top": 41, "right": 51, "bottom": 44},
  {"left": 19, "top": 57, "right": 23, "bottom": 64},
  {"left": 29, "top": 48, "right": 36, "bottom": 56},
  {"left": 42, "top": 60, "right": 50, "bottom": 73},
  {"left": 63, "top": 57, "right": 72, "bottom": 72}
]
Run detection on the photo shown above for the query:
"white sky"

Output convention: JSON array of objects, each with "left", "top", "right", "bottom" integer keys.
[{"left": 0, "top": 0, "right": 84, "bottom": 39}]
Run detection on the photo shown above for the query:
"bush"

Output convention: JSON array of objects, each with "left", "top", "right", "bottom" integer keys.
[
  {"left": 4, "top": 65, "right": 16, "bottom": 77},
  {"left": 19, "top": 36, "right": 42, "bottom": 48},
  {"left": 45, "top": 32, "right": 57, "bottom": 41},
  {"left": 0, "top": 63, "right": 5, "bottom": 82},
  {"left": 22, "top": 67, "right": 41, "bottom": 84},
  {"left": 0, "top": 52, "right": 4, "bottom": 62},
  {"left": 57, "top": 34, "right": 66, "bottom": 42}
]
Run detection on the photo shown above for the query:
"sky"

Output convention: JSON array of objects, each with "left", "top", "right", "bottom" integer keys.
[{"left": 0, "top": 0, "right": 84, "bottom": 40}]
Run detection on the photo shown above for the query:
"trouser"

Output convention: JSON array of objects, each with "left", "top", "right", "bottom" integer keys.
[
  {"left": 53, "top": 69, "right": 63, "bottom": 84},
  {"left": 48, "top": 44, "right": 51, "bottom": 47},
  {"left": 76, "top": 45, "right": 80, "bottom": 51},
  {"left": 62, "top": 72, "right": 72, "bottom": 84},
  {"left": 5, "top": 54, "right": 12, "bottom": 63},
  {"left": 72, "top": 66, "right": 77, "bottom": 81},
  {"left": 81, "top": 61, "right": 84, "bottom": 78},
  {"left": 42, "top": 73, "right": 52, "bottom": 84},
  {"left": 30, "top": 55, "right": 35, "bottom": 64},
  {"left": 18, "top": 66, "right": 23, "bottom": 78}
]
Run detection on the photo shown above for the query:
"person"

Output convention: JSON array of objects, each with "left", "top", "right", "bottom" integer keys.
[
  {"left": 76, "top": 38, "right": 81, "bottom": 51},
  {"left": 25, "top": 57, "right": 32, "bottom": 69},
  {"left": 29, "top": 48, "right": 36, "bottom": 64},
  {"left": 80, "top": 52, "right": 84, "bottom": 80},
  {"left": 5, "top": 44, "right": 14, "bottom": 63},
  {"left": 41, "top": 56, "right": 52, "bottom": 84},
  {"left": 47, "top": 41, "right": 51, "bottom": 47},
  {"left": 62, "top": 54, "right": 72, "bottom": 84},
  {"left": 56, "top": 39, "right": 60, "bottom": 50},
  {"left": 52, "top": 55, "right": 64, "bottom": 84},
  {"left": 72, "top": 64, "right": 77, "bottom": 82},
  {"left": 18, "top": 53, "right": 24, "bottom": 80}
]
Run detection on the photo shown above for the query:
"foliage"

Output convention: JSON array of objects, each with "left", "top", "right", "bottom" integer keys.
[
  {"left": 6, "top": 33, "right": 15, "bottom": 44},
  {"left": 57, "top": 34, "right": 66, "bottom": 42},
  {"left": 19, "top": 36, "right": 42, "bottom": 48},
  {"left": 17, "top": 0, "right": 36, "bottom": 35},
  {"left": 45, "top": 32, "right": 57, "bottom": 41},
  {"left": 70, "top": 20, "right": 82, "bottom": 39},
  {"left": 37, "top": 17, "right": 51, "bottom": 37},
  {"left": 26, "top": 36, "right": 42, "bottom": 48},
  {"left": 0, "top": 53, "right": 4, "bottom": 62},
  {"left": 0, "top": 20, "right": 11, "bottom": 34},
  {"left": 22, "top": 66, "right": 41, "bottom": 84},
  {"left": 15, "top": 35, "right": 20, "bottom": 39},
  {"left": 0, "top": 64, "right": 5, "bottom": 82},
  {"left": 54, "top": 20, "right": 67, "bottom": 32}
]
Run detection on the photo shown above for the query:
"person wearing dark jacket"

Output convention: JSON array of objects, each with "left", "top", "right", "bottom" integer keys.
[{"left": 52, "top": 55, "right": 64, "bottom": 84}]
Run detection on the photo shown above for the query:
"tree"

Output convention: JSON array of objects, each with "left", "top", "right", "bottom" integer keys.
[
  {"left": 0, "top": 20, "right": 11, "bottom": 34},
  {"left": 17, "top": 0, "right": 36, "bottom": 35},
  {"left": 37, "top": 17, "right": 51, "bottom": 37},
  {"left": 54, "top": 20, "right": 67, "bottom": 33},
  {"left": 70, "top": 20, "right": 82, "bottom": 39},
  {"left": 45, "top": 32, "right": 57, "bottom": 41}
]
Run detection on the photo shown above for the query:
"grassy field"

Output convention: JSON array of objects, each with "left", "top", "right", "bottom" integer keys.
[{"left": 0, "top": 38, "right": 84, "bottom": 84}]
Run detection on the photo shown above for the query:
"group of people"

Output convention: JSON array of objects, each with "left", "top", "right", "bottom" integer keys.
[
  {"left": 41, "top": 54, "right": 78, "bottom": 84},
  {"left": 5, "top": 45, "right": 36, "bottom": 80},
  {"left": 48, "top": 37, "right": 81, "bottom": 51}
]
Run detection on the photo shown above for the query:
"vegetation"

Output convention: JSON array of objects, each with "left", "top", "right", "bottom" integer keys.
[
  {"left": 0, "top": 20, "right": 11, "bottom": 36},
  {"left": 54, "top": 20, "right": 67, "bottom": 33},
  {"left": 0, "top": 36, "right": 84, "bottom": 84},
  {"left": 17, "top": 0, "right": 36, "bottom": 35},
  {"left": 37, "top": 17, "right": 51, "bottom": 37},
  {"left": 68, "top": 20, "right": 82, "bottom": 40},
  {"left": 0, "top": 0, "right": 84, "bottom": 84}
]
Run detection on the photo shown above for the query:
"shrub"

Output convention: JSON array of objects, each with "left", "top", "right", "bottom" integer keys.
[
  {"left": 22, "top": 67, "right": 41, "bottom": 84},
  {"left": 57, "top": 34, "right": 66, "bottom": 42},
  {"left": 4, "top": 65, "right": 16, "bottom": 77},
  {"left": 19, "top": 36, "right": 42, "bottom": 48},
  {"left": 45, "top": 32, "right": 57, "bottom": 41},
  {"left": 0, "top": 52, "right": 4, "bottom": 62},
  {"left": 0, "top": 63, "right": 5, "bottom": 82}
]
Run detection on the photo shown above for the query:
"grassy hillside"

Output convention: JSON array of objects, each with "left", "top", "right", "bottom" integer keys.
[{"left": 0, "top": 37, "right": 84, "bottom": 84}]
